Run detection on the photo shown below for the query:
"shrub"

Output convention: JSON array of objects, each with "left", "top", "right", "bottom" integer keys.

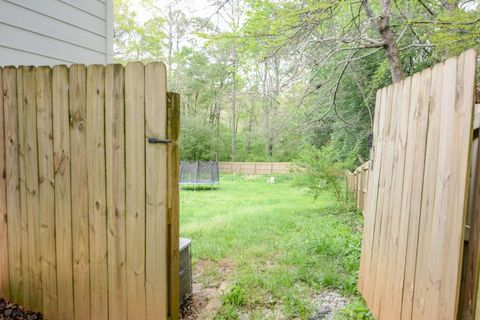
[{"left": 294, "top": 143, "right": 355, "bottom": 203}]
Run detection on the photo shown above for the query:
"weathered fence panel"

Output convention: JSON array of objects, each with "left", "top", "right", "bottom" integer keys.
[
  {"left": 0, "top": 63, "right": 180, "bottom": 320},
  {"left": 218, "top": 161, "right": 294, "bottom": 175},
  {"left": 358, "top": 49, "right": 478, "bottom": 320}
]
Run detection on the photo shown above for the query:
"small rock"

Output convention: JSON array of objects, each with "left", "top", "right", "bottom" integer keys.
[
  {"left": 311, "top": 291, "right": 348, "bottom": 320},
  {"left": 0, "top": 297, "right": 43, "bottom": 320}
]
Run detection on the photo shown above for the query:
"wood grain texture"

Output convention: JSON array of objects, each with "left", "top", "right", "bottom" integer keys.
[
  {"left": 125, "top": 62, "right": 146, "bottom": 320},
  {"left": 465, "top": 105, "right": 480, "bottom": 320},
  {"left": 22, "top": 66, "right": 43, "bottom": 311},
  {"left": 0, "top": 63, "right": 177, "bottom": 320},
  {"left": 363, "top": 88, "right": 388, "bottom": 304},
  {"left": 36, "top": 66, "right": 58, "bottom": 319},
  {"left": 16, "top": 67, "right": 30, "bottom": 308},
  {"left": 167, "top": 92, "right": 181, "bottom": 320},
  {"left": 69, "top": 64, "right": 91, "bottom": 320},
  {"left": 105, "top": 64, "right": 127, "bottom": 320},
  {"left": 370, "top": 85, "right": 395, "bottom": 315},
  {"left": 400, "top": 69, "right": 431, "bottom": 320},
  {"left": 86, "top": 65, "right": 108, "bottom": 320},
  {"left": 0, "top": 68, "right": 11, "bottom": 300},
  {"left": 52, "top": 65, "right": 74, "bottom": 320},
  {"left": 380, "top": 76, "right": 412, "bottom": 319},
  {"left": 358, "top": 49, "right": 477, "bottom": 320},
  {"left": 3, "top": 67, "right": 22, "bottom": 303},
  {"left": 358, "top": 90, "right": 383, "bottom": 295},
  {"left": 372, "top": 84, "right": 398, "bottom": 317},
  {"left": 145, "top": 62, "right": 168, "bottom": 320}
]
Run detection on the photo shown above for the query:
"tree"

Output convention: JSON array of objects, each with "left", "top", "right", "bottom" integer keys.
[{"left": 113, "top": 0, "right": 479, "bottom": 165}]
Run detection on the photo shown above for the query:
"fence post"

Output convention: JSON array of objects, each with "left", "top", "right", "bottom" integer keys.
[{"left": 167, "top": 92, "right": 180, "bottom": 320}]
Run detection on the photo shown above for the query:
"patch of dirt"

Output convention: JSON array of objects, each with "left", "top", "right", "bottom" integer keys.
[
  {"left": 0, "top": 298, "right": 43, "bottom": 320},
  {"left": 309, "top": 291, "right": 348, "bottom": 320},
  {"left": 180, "top": 259, "right": 234, "bottom": 320}
]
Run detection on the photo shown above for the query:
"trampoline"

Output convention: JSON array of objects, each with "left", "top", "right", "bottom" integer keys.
[{"left": 179, "top": 160, "right": 219, "bottom": 189}]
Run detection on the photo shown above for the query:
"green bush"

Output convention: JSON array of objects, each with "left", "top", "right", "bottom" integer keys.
[
  {"left": 180, "top": 114, "right": 216, "bottom": 160},
  {"left": 294, "top": 143, "right": 355, "bottom": 203},
  {"left": 334, "top": 300, "right": 373, "bottom": 320}
]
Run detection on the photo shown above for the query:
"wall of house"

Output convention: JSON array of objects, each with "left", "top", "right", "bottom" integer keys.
[{"left": 0, "top": 0, "right": 113, "bottom": 66}]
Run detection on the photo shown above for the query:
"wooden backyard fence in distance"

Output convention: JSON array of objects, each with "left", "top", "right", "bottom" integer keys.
[
  {"left": 218, "top": 162, "right": 294, "bottom": 175},
  {"left": 0, "top": 63, "right": 180, "bottom": 320},
  {"left": 356, "top": 49, "right": 479, "bottom": 320},
  {"left": 346, "top": 161, "right": 371, "bottom": 212}
]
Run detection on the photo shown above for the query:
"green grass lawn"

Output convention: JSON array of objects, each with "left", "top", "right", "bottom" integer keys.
[{"left": 180, "top": 174, "right": 371, "bottom": 319}]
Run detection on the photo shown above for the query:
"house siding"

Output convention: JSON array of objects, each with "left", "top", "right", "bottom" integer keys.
[{"left": 0, "top": 0, "right": 113, "bottom": 66}]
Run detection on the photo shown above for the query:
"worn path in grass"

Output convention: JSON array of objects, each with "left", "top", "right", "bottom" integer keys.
[{"left": 180, "top": 175, "right": 367, "bottom": 320}]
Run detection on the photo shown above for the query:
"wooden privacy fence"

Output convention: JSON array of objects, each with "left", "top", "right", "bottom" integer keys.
[
  {"left": 357, "top": 49, "right": 479, "bottom": 320},
  {"left": 218, "top": 161, "right": 293, "bottom": 175},
  {"left": 346, "top": 161, "right": 371, "bottom": 211},
  {"left": 0, "top": 63, "right": 180, "bottom": 320}
]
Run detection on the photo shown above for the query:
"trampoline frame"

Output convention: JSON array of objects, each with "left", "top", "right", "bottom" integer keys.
[{"left": 179, "top": 160, "right": 220, "bottom": 190}]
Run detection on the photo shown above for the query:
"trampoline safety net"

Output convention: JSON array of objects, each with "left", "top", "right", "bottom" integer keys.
[{"left": 179, "top": 161, "right": 219, "bottom": 186}]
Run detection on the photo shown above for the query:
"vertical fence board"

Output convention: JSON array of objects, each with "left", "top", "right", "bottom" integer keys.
[
  {"left": 36, "top": 67, "right": 58, "bottom": 319},
  {"left": 52, "top": 65, "right": 74, "bottom": 320},
  {"left": 464, "top": 108, "right": 480, "bottom": 320},
  {"left": 22, "top": 67, "right": 43, "bottom": 311},
  {"left": 358, "top": 49, "right": 477, "bottom": 320},
  {"left": 369, "top": 86, "right": 394, "bottom": 311},
  {"left": 380, "top": 77, "right": 412, "bottom": 319},
  {"left": 69, "top": 64, "right": 91, "bottom": 320},
  {"left": 125, "top": 62, "right": 146, "bottom": 320},
  {"left": 145, "top": 62, "right": 168, "bottom": 320},
  {"left": 358, "top": 90, "right": 383, "bottom": 294},
  {"left": 3, "top": 67, "right": 22, "bottom": 303},
  {"left": 86, "top": 65, "right": 108, "bottom": 320},
  {"left": 411, "top": 61, "right": 444, "bottom": 320},
  {"left": 425, "top": 57, "right": 460, "bottom": 320},
  {"left": 167, "top": 92, "right": 180, "bottom": 320},
  {"left": 17, "top": 67, "right": 30, "bottom": 307},
  {"left": 436, "top": 48, "right": 476, "bottom": 319},
  {"left": 372, "top": 85, "right": 398, "bottom": 317},
  {"left": 362, "top": 89, "right": 387, "bottom": 303},
  {"left": 398, "top": 69, "right": 431, "bottom": 320},
  {"left": 0, "top": 68, "right": 10, "bottom": 300},
  {"left": 105, "top": 64, "right": 127, "bottom": 320}
]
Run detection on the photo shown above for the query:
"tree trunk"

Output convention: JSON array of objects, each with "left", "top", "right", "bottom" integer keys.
[
  {"left": 231, "top": 42, "right": 237, "bottom": 161},
  {"left": 246, "top": 99, "right": 254, "bottom": 156},
  {"left": 378, "top": 17, "right": 404, "bottom": 82},
  {"left": 362, "top": 0, "right": 404, "bottom": 82},
  {"left": 445, "top": 0, "right": 458, "bottom": 11},
  {"left": 167, "top": 4, "right": 173, "bottom": 84}
]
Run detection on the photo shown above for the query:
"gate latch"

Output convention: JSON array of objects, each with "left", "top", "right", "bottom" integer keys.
[{"left": 147, "top": 137, "right": 172, "bottom": 144}]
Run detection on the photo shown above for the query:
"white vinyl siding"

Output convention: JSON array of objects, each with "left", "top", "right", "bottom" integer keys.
[{"left": 0, "top": 0, "right": 113, "bottom": 66}]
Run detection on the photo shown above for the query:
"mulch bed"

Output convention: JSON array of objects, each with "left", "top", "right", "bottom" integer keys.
[{"left": 0, "top": 299, "right": 43, "bottom": 320}]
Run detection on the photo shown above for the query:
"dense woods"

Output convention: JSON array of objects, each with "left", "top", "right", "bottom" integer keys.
[{"left": 114, "top": 0, "right": 479, "bottom": 166}]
